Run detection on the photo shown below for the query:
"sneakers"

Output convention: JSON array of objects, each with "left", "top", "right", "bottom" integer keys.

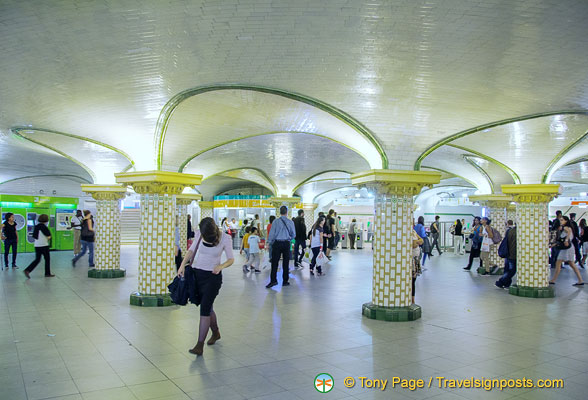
[
  {"left": 71, "top": 259, "right": 76, "bottom": 268},
  {"left": 480, "top": 271, "right": 490, "bottom": 276},
  {"left": 254, "top": 269, "right": 261, "bottom": 273},
  {"left": 242, "top": 265, "right": 249, "bottom": 272},
  {"left": 282, "top": 282, "right": 290, "bottom": 286},
  {"left": 495, "top": 282, "right": 504, "bottom": 289},
  {"left": 266, "top": 281, "right": 278, "bottom": 289},
  {"left": 463, "top": 266, "right": 471, "bottom": 270},
  {"left": 310, "top": 269, "right": 315, "bottom": 276},
  {"left": 12, "top": 265, "right": 19, "bottom": 269}
]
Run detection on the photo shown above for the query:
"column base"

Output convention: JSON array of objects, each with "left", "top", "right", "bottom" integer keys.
[
  {"left": 509, "top": 285, "right": 555, "bottom": 298},
  {"left": 88, "top": 269, "right": 126, "bottom": 278},
  {"left": 362, "top": 302, "right": 422, "bottom": 321},
  {"left": 130, "top": 292, "right": 173, "bottom": 307}
]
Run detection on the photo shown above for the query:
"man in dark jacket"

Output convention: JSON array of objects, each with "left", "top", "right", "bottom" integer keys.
[
  {"left": 292, "top": 209, "right": 307, "bottom": 269},
  {"left": 569, "top": 213, "right": 584, "bottom": 267},
  {"left": 495, "top": 220, "right": 517, "bottom": 289}
]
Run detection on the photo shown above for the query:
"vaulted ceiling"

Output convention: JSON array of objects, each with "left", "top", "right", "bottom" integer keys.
[{"left": 1, "top": 0, "right": 587, "bottom": 200}]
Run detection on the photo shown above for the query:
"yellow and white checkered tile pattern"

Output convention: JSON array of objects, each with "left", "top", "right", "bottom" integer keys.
[
  {"left": 95, "top": 199, "right": 121, "bottom": 270},
  {"left": 516, "top": 202, "right": 549, "bottom": 288},
  {"left": 489, "top": 206, "right": 507, "bottom": 268},
  {"left": 199, "top": 203, "right": 213, "bottom": 220},
  {"left": 138, "top": 194, "right": 175, "bottom": 295},
  {"left": 177, "top": 203, "right": 188, "bottom": 251},
  {"left": 372, "top": 190, "right": 413, "bottom": 308}
]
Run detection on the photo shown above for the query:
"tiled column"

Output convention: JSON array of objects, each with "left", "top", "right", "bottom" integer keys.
[
  {"left": 115, "top": 171, "right": 202, "bottom": 306},
  {"left": 469, "top": 194, "right": 512, "bottom": 275},
  {"left": 507, "top": 203, "right": 516, "bottom": 225},
  {"left": 351, "top": 170, "right": 441, "bottom": 321},
  {"left": 502, "top": 184, "right": 561, "bottom": 298},
  {"left": 302, "top": 203, "right": 318, "bottom": 224},
  {"left": 269, "top": 196, "right": 301, "bottom": 218},
  {"left": 176, "top": 194, "right": 201, "bottom": 252},
  {"left": 198, "top": 201, "right": 214, "bottom": 221},
  {"left": 81, "top": 185, "right": 128, "bottom": 279}
]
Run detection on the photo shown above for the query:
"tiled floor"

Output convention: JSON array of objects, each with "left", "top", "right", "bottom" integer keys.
[{"left": 1, "top": 246, "right": 587, "bottom": 400}]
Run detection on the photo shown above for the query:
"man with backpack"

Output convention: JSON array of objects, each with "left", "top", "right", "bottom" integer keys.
[
  {"left": 478, "top": 217, "right": 502, "bottom": 275},
  {"left": 430, "top": 215, "right": 442, "bottom": 255},
  {"left": 496, "top": 220, "right": 517, "bottom": 288}
]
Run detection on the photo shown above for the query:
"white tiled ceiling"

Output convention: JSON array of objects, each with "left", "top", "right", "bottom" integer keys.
[{"left": 1, "top": 0, "right": 588, "bottom": 195}]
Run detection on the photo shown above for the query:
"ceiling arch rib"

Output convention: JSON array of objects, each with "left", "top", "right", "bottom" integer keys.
[
  {"left": 447, "top": 143, "right": 520, "bottom": 184},
  {"left": 201, "top": 168, "right": 278, "bottom": 195},
  {"left": 12, "top": 127, "right": 135, "bottom": 184},
  {"left": 157, "top": 86, "right": 386, "bottom": 172},
  {"left": 421, "top": 166, "right": 479, "bottom": 191},
  {"left": 293, "top": 171, "right": 353, "bottom": 203},
  {"left": 543, "top": 130, "right": 588, "bottom": 183},
  {"left": 182, "top": 132, "right": 370, "bottom": 196}
]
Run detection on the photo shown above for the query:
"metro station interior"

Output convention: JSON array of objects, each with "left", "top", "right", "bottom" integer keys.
[{"left": 1, "top": 1, "right": 588, "bottom": 399}]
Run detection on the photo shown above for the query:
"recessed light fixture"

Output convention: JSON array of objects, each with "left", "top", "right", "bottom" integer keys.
[{"left": 355, "top": 193, "right": 361, "bottom": 198}]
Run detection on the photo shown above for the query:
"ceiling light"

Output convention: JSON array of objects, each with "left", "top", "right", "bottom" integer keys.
[
  {"left": 581, "top": 192, "right": 587, "bottom": 197},
  {"left": 355, "top": 193, "right": 361, "bottom": 198},
  {"left": 462, "top": 193, "right": 468, "bottom": 197}
]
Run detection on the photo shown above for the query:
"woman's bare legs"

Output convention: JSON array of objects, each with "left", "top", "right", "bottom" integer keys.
[
  {"left": 567, "top": 261, "right": 584, "bottom": 284},
  {"left": 550, "top": 260, "right": 562, "bottom": 283}
]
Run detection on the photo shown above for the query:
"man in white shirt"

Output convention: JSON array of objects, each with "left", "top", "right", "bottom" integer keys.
[{"left": 69, "top": 210, "right": 83, "bottom": 256}]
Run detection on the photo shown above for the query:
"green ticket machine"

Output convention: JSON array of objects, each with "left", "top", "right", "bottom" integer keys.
[{"left": 1, "top": 194, "right": 78, "bottom": 252}]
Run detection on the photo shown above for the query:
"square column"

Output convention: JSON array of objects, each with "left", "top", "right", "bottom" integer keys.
[
  {"left": 507, "top": 203, "right": 516, "bottom": 225},
  {"left": 176, "top": 194, "right": 201, "bottom": 251},
  {"left": 81, "top": 185, "right": 128, "bottom": 279},
  {"left": 198, "top": 201, "right": 214, "bottom": 220},
  {"left": 469, "top": 194, "right": 512, "bottom": 275},
  {"left": 269, "top": 196, "right": 302, "bottom": 218},
  {"left": 115, "top": 171, "right": 202, "bottom": 306},
  {"left": 502, "top": 184, "right": 561, "bottom": 298},
  {"left": 352, "top": 170, "right": 441, "bottom": 321},
  {"left": 302, "top": 203, "right": 318, "bottom": 224}
]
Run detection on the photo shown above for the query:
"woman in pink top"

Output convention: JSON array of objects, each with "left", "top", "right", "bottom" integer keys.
[{"left": 178, "top": 217, "right": 234, "bottom": 356}]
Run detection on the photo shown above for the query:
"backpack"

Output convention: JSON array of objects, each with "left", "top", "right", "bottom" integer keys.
[
  {"left": 490, "top": 227, "right": 502, "bottom": 244},
  {"left": 498, "top": 229, "right": 509, "bottom": 258},
  {"left": 430, "top": 222, "right": 438, "bottom": 234}
]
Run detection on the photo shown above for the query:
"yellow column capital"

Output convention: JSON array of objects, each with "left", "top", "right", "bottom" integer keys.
[
  {"left": 268, "top": 196, "right": 302, "bottom": 209},
  {"left": 468, "top": 194, "right": 513, "bottom": 208},
  {"left": 501, "top": 184, "right": 561, "bottom": 203},
  {"left": 302, "top": 203, "right": 318, "bottom": 211},
  {"left": 198, "top": 201, "right": 214, "bottom": 208},
  {"left": 81, "top": 184, "right": 128, "bottom": 201},
  {"left": 115, "top": 170, "right": 202, "bottom": 195},
  {"left": 351, "top": 169, "right": 441, "bottom": 195},
  {"left": 175, "top": 193, "right": 202, "bottom": 206}
]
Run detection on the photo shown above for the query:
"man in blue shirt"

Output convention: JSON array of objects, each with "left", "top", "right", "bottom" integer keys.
[{"left": 267, "top": 205, "right": 296, "bottom": 288}]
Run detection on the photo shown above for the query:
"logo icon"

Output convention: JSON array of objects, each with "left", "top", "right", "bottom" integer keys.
[{"left": 314, "top": 373, "right": 334, "bottom": 393}]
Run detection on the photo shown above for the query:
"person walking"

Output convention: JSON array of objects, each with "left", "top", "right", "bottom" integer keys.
[
  {"left": 415, "top": 216, "right": 431, "bottom": 266},
  {"left": 453, "top": 218, "right": 464, "bottom": 255},
  {"left": 308, "top": 216, "right": 325, "bottom": 275},
  {"left": 72, "top": 210, "right": 95, "bottom": 268},
  {"left": 580, "top": 218, "right": 588, "bottom": 267},
  {"left": 569, "top": 213, "right": 584, "bottom": 268},
  {"left": 464, "top": 217, "right": 482, "bottom": 271},
  {"left": 348, "top": 218, "right": 357, "bottom": 249},
  {"left": 251, "top": 214, "right": 262, "bottom": 237},
  {"left": 187, "top": 214, "right": 195, "bottom": 240},
  {"left": 495, "top": 220, "right": 517, "bottom": 289},
  {"left": 325, "top": 210, "right": 336, "bottom": 260},
  {"left": 550, "top": 216, "right": 584, "bottom": 286},
  {"left": 178, "top": 217, "right": 234, "bottom": 356},
  {"left": 244, "top": 227, "right": 261, "bottom": 273},
  {"left": 239, "top": 226, "right": 252, "bottom": 271},
  {"left": 411, "top": 227, "right": 423, "bottom": 304},
  {"left": 69, "top": 209, "right": 83, "bottom": 256},
  {"left": 333, "top": 213, "right": 340, "bottom": 249},
  {"left": 292, "top": 210, "right": 307, "bottom": 269},
  {"left": 1, "top": 212, "right": 19, "bottom": 270},
  {"left": 478, "top": 217, "right": 494, "bottom": 275},
  {"left": 430, "top": 215, "right": 443, "bottom": 255},
  {"left": 266, "top": 206, "right": 296, "bottom": 288},
  {"left": 23, "top": 214, "right": 54, "bottom": 278},
  {"left": 550, "top": 211, "right": 563, "bottom": 268}
]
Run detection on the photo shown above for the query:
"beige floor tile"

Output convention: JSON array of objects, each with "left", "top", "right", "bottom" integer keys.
[
  {"left": 81, "top": 386, "right": 139, "bottom": 400},
  {"left": 129, "top": 380, "right": 185, "bottom": 400},
  {"left": 26, "top": 379, "right": 79, "bottom": 400}
]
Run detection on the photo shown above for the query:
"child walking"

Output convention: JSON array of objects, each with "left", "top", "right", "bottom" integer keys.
[
  {"left": 244, "top": 227, "right": 261, "bottom": 273},
  {"left": 240, "top": 226, "right": 252, "bottom": 272}
]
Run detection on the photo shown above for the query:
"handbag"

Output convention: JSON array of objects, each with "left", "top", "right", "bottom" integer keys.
[{"left": 557, "top": 235, "right": 571, "bottom": 250}]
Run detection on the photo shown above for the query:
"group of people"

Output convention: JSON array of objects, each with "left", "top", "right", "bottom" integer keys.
[{"left": 549, "top": 210, "right": 585, "bottom": 286}]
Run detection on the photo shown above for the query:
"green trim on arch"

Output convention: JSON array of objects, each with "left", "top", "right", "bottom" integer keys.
[
  {"left": 414, "top": 110, "right": 588, "bottom": 170},
  {"left": 313, "top": 185, "right": 357, "bottom": 203},
  {"left": 464, "top": 155, "right": 495, "bottom": 193},
  {"left": 420, "top": 166, "right": 479, "bottom": 190},
  {"left": 291, "top": 170, "right": 352, "bottom": 195},
  {"left": 0, "top": 174, "right": 92, "bottom": 186},
  {"left": 178, "top": 131, "right": 370, "bottom": 173},
  {"left": 542, "top": 130, "right": 588, "bottom": 183},
  {"left": 447, "top": 144, "right": 520, "bottom": 184},
  {"left": 11, "top": 126, "right": 135, "bottom": 171},
  {"left": 201, "top": 167, "right": 278, "bottom": 195},
  {"left": 155, "top": 84, "right": 388, "bottom": 170}
]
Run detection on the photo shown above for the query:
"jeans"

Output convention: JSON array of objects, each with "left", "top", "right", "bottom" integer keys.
[
  {"left": 572, "top": 238, "right": 582, "bottom": 263},
  {"left": 496, "top": 259, "right": 516, "bottom": 287},
  {"left": 550, "top": 247, "right": 560, "bottom": 268},
  {"left": 293, "top": 239, "right": 306, "bottom": 264},
  {"left": 73, "top": 240, "right": 94, "bottom": 266},
  {"left": 309, "top": 247, "right": 322, "bottom": 273},
  {"left": 431, "top": 232, "right": 442, "bottom": 254},
  {"left": 3, "top": 239, "right": 17, "bottom": 267},
  {"left": 270, "top": 240, "right": 291, "bottom": 284},
  {"left": 25, "top": 246, "right": 51, "bottom": 275},
  {"left": 334, "top": 232, "right": 340, "bottom": 247}
]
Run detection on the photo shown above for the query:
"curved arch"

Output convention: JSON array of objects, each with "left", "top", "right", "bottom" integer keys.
[
  {"left": 11, "top": 129, "right": 97, "bottom": 181},
  {"left": 0, "top": 174, "right": 92, "bottom": 186},
  {"left": 178, "top": 132, "right": 369, "bottom": 173},
  {"left": 543, "top": 130, "right": 588, "bottom": 183},
  {"left": 421, "top": 166, "right": 479, "bottom": 190},
  {"left": 201, "top": 167, "right": 278, "bottom": 195},
  {"left": 313, "top": 185, "right": 357, "bottom": 203},
  {"left": 291, "top": 169, "right": 353, "bottom": 195},
  {"left": 11, "top": 126, "right": 135, "bottom": 169},
  {"left": 414, "top": 110, "right": 588, "bottom": 170},
  {"left": 464, "top": 155, "right": 495, "bottom": 193},
  {"left": 155, "top": 84, "right": 388, "bottom": 170},
  {"left": 448, "top": 143, "right": 520, "bottom": 184}
]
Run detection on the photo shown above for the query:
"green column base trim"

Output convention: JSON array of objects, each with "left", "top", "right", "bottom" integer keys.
[
  {"left": 88, "top": 269, "right": 126, "bottom": 279},
  {"left": 476, "top": 266, "right": 504, "bottom": 275},
  {"left": 362, "top": 302, "right": 422, "bottom": 321},
  {"left": 130, "top": 292, "right": 173, "bottom": 307},
  {"left": 509, "top": 285, "right": 555, "bottom": 298}
]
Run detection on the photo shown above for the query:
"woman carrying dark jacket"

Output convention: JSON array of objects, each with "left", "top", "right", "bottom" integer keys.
[{"left": 24, "top": 214, "right": 54, "bottom": 278}]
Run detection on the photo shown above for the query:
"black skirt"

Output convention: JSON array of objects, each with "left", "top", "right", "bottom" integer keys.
[{"left": 192, "top": 268, "right": 222, "bottom": 316}]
